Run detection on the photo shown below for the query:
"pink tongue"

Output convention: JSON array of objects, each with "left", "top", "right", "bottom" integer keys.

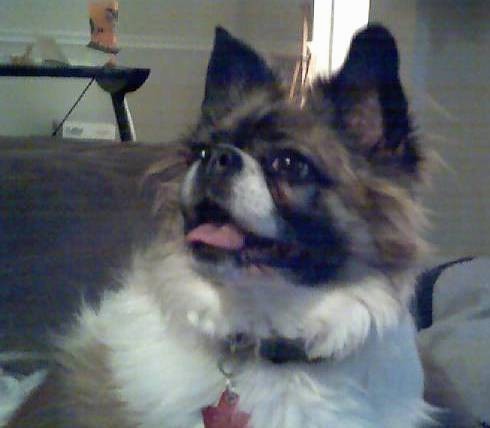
[{"left": 186, "top": 223, "right": 245, "bottom": 250}]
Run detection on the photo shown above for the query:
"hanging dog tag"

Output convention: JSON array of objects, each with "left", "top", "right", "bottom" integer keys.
[{"left": 202, "top": 388, "right": 250, "bottom": 428}]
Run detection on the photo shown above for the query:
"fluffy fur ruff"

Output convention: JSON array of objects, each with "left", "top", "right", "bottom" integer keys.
[{"left": 53, "top": 246, "right": 430, "bottom": 428}]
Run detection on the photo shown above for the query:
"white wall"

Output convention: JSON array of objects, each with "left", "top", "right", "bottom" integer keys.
[
  {"left": 0, "top": 0, "right": 303, "bottom": 142},
  {"left": 371, "top": 0, "right": 490, "bottom": 258}
]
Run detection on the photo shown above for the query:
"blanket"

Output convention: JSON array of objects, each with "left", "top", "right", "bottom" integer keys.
[{"left": 418, "top": 257, "right": 490, "bottom": 425}]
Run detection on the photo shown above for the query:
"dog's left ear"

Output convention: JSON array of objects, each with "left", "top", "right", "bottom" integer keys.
[
  {"left": 308, "top": 25, "right": 423, "bottom": 178},
  {"left": 201, "top": 27, "right": 281, "bottom": 122}
]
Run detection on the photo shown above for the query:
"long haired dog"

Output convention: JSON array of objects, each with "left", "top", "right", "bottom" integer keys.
[{"left": 11, "top": 25, "right": 432, "bottom": 428}]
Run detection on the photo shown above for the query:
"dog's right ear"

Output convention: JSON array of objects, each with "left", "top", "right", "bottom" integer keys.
[
  {"left": 307, "top": 25, "right": 423, "bottom": 180},
  {"left": 201, "top": 27, "right": 280, "bottom": 122}
]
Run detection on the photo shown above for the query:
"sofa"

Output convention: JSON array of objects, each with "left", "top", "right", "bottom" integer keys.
[{"left": 0, "top": 136, "right": 182, "bottom": 353}]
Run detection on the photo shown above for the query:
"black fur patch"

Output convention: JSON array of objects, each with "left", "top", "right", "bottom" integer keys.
[{"left": 202, "top": 27, "right": 280, "bottom": 122}]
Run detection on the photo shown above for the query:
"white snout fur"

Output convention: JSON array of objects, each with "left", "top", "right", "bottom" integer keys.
[{"left": 181, "top": 150, "right": 283, "bottom": 239}]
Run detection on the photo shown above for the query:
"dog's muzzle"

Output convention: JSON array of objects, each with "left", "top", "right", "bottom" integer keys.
[{"left": 181, "top": 144, "right": 284, "bottom": 248}]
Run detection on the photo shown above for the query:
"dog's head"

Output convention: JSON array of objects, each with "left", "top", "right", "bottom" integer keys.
[{"left": 175, "top": 25, "right": 427, "bottom": 289}]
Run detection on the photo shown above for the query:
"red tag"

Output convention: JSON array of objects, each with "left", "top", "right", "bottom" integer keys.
[{"left": 202, "top": 389, "right": 250, "bottom": 428}]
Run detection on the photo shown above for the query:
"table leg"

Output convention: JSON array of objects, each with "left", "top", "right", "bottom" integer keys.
[{"left": 111, "top": 92, "right": 136, "bottom": 142}]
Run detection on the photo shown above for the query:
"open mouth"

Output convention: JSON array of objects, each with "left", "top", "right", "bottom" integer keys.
[{"left": 185, "top": 200, "right": 301, "bottom": 268}]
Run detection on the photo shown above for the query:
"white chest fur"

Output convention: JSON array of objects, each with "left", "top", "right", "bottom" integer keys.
[{"left": 78, "top": 285, "right": 428, "bottom": 428}]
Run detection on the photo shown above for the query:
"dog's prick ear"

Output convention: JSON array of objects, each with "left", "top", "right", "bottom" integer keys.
[
  {"left": 202, "top": 27, "right": 278, "bottom": 118},
  {"left": 308, "top": 25, "right": 422, "bottom": 175}
]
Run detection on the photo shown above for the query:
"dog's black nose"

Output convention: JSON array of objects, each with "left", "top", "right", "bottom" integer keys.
[{"left": 205, "top": 145, "right": 242, "bottom": 177}]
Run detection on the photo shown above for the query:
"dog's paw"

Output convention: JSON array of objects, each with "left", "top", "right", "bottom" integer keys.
[{"left": 303, "top": 295, "right": 372, "bottom": 360}]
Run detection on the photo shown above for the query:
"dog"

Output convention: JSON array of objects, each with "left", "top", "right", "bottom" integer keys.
[{"left": 9, "top": 25, "right": 432, "bottom": 428}]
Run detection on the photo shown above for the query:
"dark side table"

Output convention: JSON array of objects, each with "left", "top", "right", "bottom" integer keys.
[{"left": 0, "top": 64, "right": 150, "bottom": 142}]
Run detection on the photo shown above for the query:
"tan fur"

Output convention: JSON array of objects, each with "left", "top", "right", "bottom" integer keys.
[
  {"left": 344, "top": 91, "right": 384, "bottom": 150},
  {"left": 8, "top": 342, "right": 133, "bottom": 428},
  {"left": 57, "top": 341, "right": 133, "bottom": 427}
]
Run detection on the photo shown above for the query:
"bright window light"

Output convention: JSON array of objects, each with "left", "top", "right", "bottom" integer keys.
[{"left": 311, "top": 0, "right": 370, "bottom": 77}]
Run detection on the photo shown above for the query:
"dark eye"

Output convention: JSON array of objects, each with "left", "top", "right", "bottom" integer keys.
[{"left": 266, "top": 149, "right": 316, "bottom": 183}]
